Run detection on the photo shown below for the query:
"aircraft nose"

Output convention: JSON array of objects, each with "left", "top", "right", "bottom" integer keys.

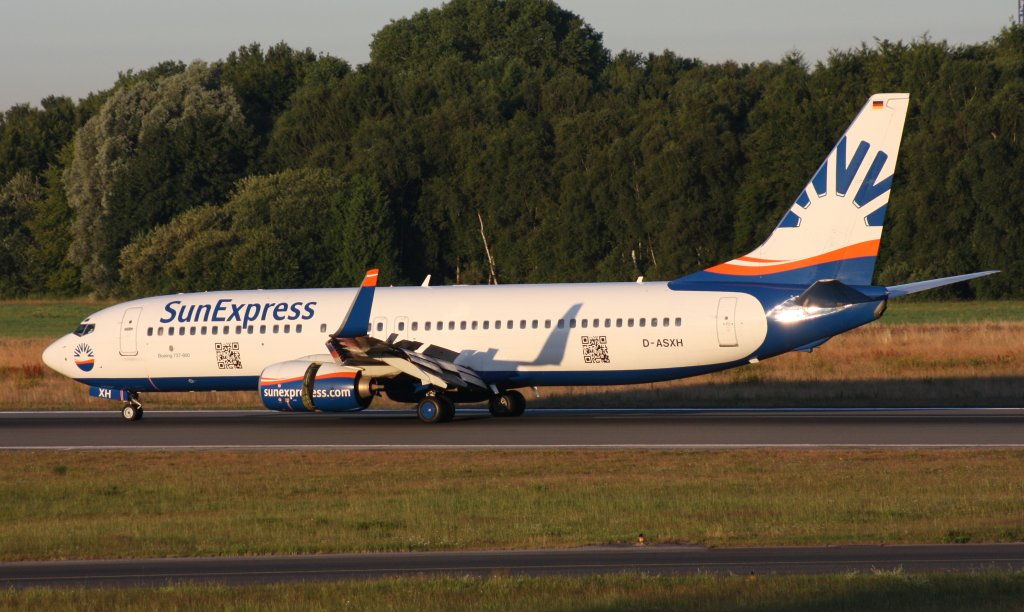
[{"left": 42, "top": 337, "right": 69, "bottom": 375}]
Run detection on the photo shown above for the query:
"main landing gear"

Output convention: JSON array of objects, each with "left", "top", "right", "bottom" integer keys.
[
  {"left": 416, "top": 393, "right": 455, "bottom": 424},
  {"left": 121, "top": 393, "right": 143, "bottom": 422},
  {"left": 488, "top": 390, "right": 525, "bottom": 418},
  {"left": 414, "top": 389, "right": 527, "bottom": 423}
]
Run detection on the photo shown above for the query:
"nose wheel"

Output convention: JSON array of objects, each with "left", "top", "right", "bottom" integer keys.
[{"left": 121, "top": 394, "right": 143, "bottom": 421}]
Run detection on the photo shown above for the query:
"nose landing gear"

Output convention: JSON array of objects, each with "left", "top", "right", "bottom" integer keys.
[{"left": 121, "top": 393, "right": 143, "bottom": 421}]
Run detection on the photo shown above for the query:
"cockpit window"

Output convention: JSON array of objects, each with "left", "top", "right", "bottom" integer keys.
[{"left": 73, "top": 323, "right": 95, "bottom": 337}]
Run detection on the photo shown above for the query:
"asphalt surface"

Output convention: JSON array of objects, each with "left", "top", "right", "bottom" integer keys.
[
  {"left": 3, "top": 544, "right": 1023, "bottom": 588},
  {"left": 1, "top": 408, "right": 1023, "bottom": 449}
]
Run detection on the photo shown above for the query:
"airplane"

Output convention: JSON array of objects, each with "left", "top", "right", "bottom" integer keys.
[{"left": 42, "top": 93, "right": 996, "bottom": 423}]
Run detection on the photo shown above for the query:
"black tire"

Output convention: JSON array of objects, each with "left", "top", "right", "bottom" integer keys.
[
  {"left": 488, "top": 394, "right": 513, "bottom": 417},
  {"left": 438, "top": 395, "right": 456, "bottom": 422},
  {"left": 506, "top": 390, "right": 526, "bottom": 417},
  {"left": 417, "top": 395, "right": 448, "bottom": 424}
]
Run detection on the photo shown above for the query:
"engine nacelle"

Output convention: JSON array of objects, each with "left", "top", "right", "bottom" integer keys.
[{"left": 259, "top": 360, "right": 372, "bottom": 412}]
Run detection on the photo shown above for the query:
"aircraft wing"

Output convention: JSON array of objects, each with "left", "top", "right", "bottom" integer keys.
[{"left": 325, "top": 270, "right": 492, "bottom": 393}]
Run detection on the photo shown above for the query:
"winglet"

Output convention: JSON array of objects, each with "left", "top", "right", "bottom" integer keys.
[{"left": 333, "top": 269, "right": 379, "bottom": 338}]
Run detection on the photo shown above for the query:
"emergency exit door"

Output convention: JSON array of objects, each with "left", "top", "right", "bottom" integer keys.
[{"left": 716, "top": 297, "right": 738, "bottom": 347}]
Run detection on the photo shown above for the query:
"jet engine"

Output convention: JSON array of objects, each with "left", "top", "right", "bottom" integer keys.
[{"left": 259, "top": 360, "right": 373, "bottom": 412}]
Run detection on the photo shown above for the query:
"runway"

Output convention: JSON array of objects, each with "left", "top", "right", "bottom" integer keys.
[
  {"left": 2, "top": 544, "right": 1023, "bottom": 588},
  {"left": 2, "top": 408, "right": 1024, "bottom": 449}
]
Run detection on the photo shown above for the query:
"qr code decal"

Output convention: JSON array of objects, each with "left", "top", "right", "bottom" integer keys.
[
  {"left": 215, "top": 342, "right": 242, "bottom": 369},
  {"left": 581, "top": 336, "right": 610, "bottom": 364}
]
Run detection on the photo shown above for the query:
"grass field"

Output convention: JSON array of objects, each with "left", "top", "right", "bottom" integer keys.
[
  {"left": 5, "top": 573, "right": 1024, "bottom": 611},
  {"left": 2, "top": 450, "right": 1022, "bottom": 562}
]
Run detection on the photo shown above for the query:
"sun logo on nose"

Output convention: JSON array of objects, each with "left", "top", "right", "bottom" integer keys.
[{"left": 73, "top": 343, "right": 95, "bottom": 372}]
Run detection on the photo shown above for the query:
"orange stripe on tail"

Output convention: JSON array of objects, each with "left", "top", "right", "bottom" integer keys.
[{"left": 706, "top": 240, "right": 880, "bottom": 276}]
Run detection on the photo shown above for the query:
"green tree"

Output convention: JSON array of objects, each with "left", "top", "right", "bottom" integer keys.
[{"left": 65, "top": 61, "right": 255, "bottom": 294}]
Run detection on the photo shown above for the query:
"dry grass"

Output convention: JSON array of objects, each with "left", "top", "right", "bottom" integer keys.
[
  {"left": 542, "top": 322, "right": 1024, "bottom": 407},
  {"left": 4, "top": 573, "right": 1024, "bottom": 611},
  {"left": 3, "top": 322, "right": 1023, "bottom": 410},
  {"left": 1, "top": 450, "right": 1022, "bottom": 561}
]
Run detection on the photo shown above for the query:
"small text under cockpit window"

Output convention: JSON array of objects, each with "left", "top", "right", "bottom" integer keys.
[{"left": 73, "top": 323, "right": 95, "bottom": 337}]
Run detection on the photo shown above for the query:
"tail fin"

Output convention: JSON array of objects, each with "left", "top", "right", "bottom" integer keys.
[{"left": 678, "top": 93, "right": 910, "bottom": 286}]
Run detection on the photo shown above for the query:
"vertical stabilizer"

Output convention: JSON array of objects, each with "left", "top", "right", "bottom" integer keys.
[{"left": 678, "top": 93, "right": 909, "bottom": 286}]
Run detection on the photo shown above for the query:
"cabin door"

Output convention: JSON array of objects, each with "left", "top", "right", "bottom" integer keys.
[{"left": 119, "top": 307, "right": 142, "bottom": 356}]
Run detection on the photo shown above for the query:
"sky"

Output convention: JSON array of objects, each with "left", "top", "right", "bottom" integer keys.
[{"left": 0, "top": 0, "right": 1018, "bottom": 110}]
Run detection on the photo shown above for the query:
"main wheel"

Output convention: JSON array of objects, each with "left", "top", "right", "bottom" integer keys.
[
  {"left": 417, "top": 395, "right": 454, "bottom": 424},
  {"left": 505, "top": 390, "right": 526, "bottom": 417},
  {"left": 488, "top": 390, "right": 526, "bottom": 417},
  {"left": 438, "top": 395, "right": 456, "bottom": 423},
  {"left": 488, "top": 393, "right": 513, "bottom": 417}
]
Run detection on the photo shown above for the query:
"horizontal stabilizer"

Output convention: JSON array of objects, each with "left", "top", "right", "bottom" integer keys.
[{"left": 886, "top": 271, "right": 999, "bottom": 297}]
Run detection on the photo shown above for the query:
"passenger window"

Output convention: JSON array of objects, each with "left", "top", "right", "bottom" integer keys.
[
  {"left": 179, "top": 327, "right": 185, "bottom": 336},
  {"left": 376, "top": 322, "right": 384, "bottom": 332},
  {"left": 211, "top": 326, "right": 218, "bottom": 336},
  {"left": 532, "top": 320, "right": 538, "bottom": 329},
  {"left": 651, "top": 318, "right": 658, "bottom": 328},
  {"left": 496, "top": 321, "right": 502, "bottom": 329},
  {"left": 425, "top": 322, "right": 432, "bottom": 331},
  {"left": 235, "top": 326, "right": 242, "bottom": 334},
  {"left": 627, "top": 319, "right": 634, "bottom": 328},
  {"left": 158, "top": 327, "right": 164, "bottom": 336},
  {"left": 201, "top": 326, "right": 207, "bottom": 335},
  {"left": 296, "top": 324, "right": 303, "bottom": 333},
  {"left": 557, "top": 320, "right": 564, "bottom": 329},
  {"left": 471, "top": 321, "right": 478, "bottom": 330},
  {"left": 398, "top": 321, "right": 405, "bottom": 331},
  {"left": 663, "top": 317, "right": 670, "bottom": 327},
  {"left": 519, "top": 320, "right": 527, "bottom": 329},
  {"left": 616, "top": 318, "right": 623, "bottom": 327},
  {"left": 147, "top": 328, "right": 153, "bottom": 336},
  {"left": 223, "top": 326, "right": 229, "bottom": 334},
  {"left": 675, "top": 317, "right": 682, "bottom": 326},
  {"left": 412, "top": 322, "right": 418, "bottom": 332},
  {"left": 284, "top": 324, "right": 290, "bottom": 333},
  {"left": 483, "top": 321, "right": 489, "bottom": 330},
  {"left": 448, "top": 321, "right": 455, "bottom": 330},
  {"left": 247, "top": 326, "right": 254, "bottom": 334},
  {"left": 272, "top": 324, "right": 279, "bottom": 334},
  {"left": 259, "top": 325, "right": 266, "bottom": 334},
  {"left": 169, "top": 327, "right": 175, "bottom": 336},
  {"left": 593, "top": 319, "right": 599, "bottom": 328},
  {"left": 604, "top": 318, "right": 611, "bottom": 328},
  {"left": 581, "top": 319, "right": 588, "bottom": 328},
  {"left": 507, "top": 320, "right": 513, "bottom": 329},
  {"left": 545, "top": 320, "right": 551, "bottom": 329},
  {"left": 460, "top": 321, "right": 467, "bottom": 330},
  {"left": 569, "top": 319, "right": 577, "bottom": 328},
  {"left": 639, "top": 318, "right": 646, "bottom": 328}
]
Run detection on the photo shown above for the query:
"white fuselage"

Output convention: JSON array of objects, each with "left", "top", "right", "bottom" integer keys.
[{"left": 43, "top": 282, "right": 769, "bottom": 392}]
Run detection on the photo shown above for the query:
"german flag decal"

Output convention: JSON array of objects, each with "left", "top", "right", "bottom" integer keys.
[{"left": 872, "top": 100, "right": 884, "bottom": 109}]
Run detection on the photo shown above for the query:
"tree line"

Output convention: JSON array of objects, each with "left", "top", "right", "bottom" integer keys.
[{"left": 1, "top": 0, "right": 1022, "bottom": 299}]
